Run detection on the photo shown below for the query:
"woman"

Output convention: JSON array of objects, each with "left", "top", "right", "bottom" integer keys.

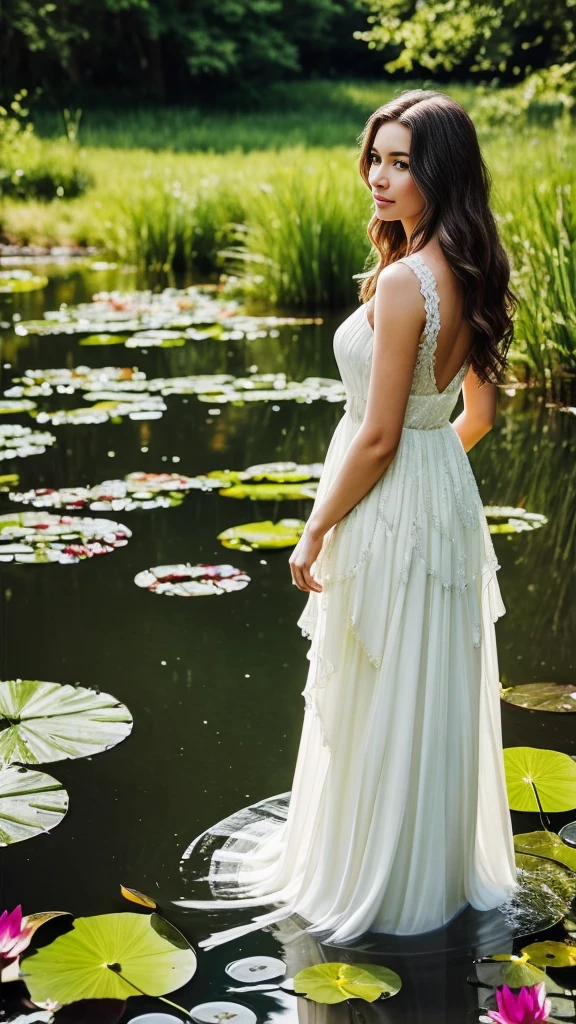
[{"left": 177, "top": 88, "right": 520, "bottom": 948}]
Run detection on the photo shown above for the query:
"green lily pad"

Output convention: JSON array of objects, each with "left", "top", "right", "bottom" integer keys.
[
  {"left": 471, "top": 958, "right": 561, "bottom": 994},
  {"left": 220, "top": 482, "right": 318, "bottom": 501},
  {"left": 21, "top": 912, "right": 197, "bottom": 1004},
  {"left": 0, "top": 678, "right": 133, "bottom": 766},
  {"left": 218, "top": 519, "right": 305, "bottom": 551},
  {"left": 0, "top": 400, "right": 37, "bottom": 416},
  {"left": 484, "top": 506, "right": 548, "bottom": 534},
  {"left": 0, "top": 764, "right": 68, "bottom": 844},
  {"left": 134, "top": 563, "right": 251, "bottom": 596},
  {"left": 0, "top": 271, "right": 48, "bottom": 294},
  {"left": 504, "top": 747, "right": 576, "bottom": 812},
  {"left": 0, "top": 425, "right": 56, "bottom": 462},
  {"left": 293, "top": 962, "right": 401, "bottom": 1004},
  {"left": 501, "top": 683, "right": 576, "bottom": 712},
  {"left": 514, "top": 830, "right": 576, "bottom": 871},
  {"left": 498, "top": 852, "right": 576, "bottom": 933},
  {"left": 0, "top": 512, "right": 131, "bottom": 564},
  {"left": 520, "top": 940, "right": 576, "bottom": 968}
]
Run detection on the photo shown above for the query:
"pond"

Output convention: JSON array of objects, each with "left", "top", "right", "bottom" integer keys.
[{"left": 1, "top": 261, "right": 575, "bottom": 1023}]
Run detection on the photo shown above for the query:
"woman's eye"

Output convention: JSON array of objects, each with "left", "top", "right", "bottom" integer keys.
[{"left": 369, "top": 155, "right": 409, "bottom": 170}]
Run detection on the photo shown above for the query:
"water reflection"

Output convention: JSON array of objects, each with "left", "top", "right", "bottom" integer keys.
[{"left": 0, "top": 265, "right": 575, "bottom": 1024}]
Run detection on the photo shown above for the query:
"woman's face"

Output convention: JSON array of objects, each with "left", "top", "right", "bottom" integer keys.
[{"left": 367, "top": 120, "right": 426, "bottom": 225}]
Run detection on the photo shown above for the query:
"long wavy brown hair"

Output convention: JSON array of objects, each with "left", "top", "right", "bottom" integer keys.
[{"left": 356, "top": 89, "right": 518, "bottom": 386}]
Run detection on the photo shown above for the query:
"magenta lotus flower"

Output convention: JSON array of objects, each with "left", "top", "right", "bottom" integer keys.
[
  {"left": 487, "top": 983, "right": 551, "bottom": 1024},
  {"left": 0, "top": 906, "right": 34, "bottom": 968}
]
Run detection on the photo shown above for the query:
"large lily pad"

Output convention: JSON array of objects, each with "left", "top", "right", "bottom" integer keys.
[
  {"left": 134, "top": 563, "right": 251, "bottom": 597},
  {"left": 220, "top": 482, "right": 318, "bottom": 500},
  {"left": 0, "top": 513, "right": 131, "bottom": 564},
  {"left": 504, "top": 747, "right": 576, "bottom": 812},
  {"left": 0, "top": 678, "right": 133, "bottom": 766},
  {"left": 513, "top": 830, "right": 576, "bottom": 872},
  {"left": 78, "top": 334, "right": 129, "bottom": 347},
  {"left": 20, "top": 913, "right": 197, "bottom": 1004},
  {"left": 521, "top": 940, "right": 576, "bottom": 968},
  {"left": 500, "top": 682, "right": 576, "bottom": 712},
  {"left": 207, "top": 462, "right": 323, "bottom": 485},
  {"left": 498, "top": 852, "right": 576, "bottom": 932},
  {"left": 0, "top": 270, "right": 48, "bottom": 294},
  {"left": 218, "top": 519, "right": 305, "bottom": 551},
  {"left": 0, "top": 764, "right": 68, "bottom": 845},
  {"left": 293, "top": 962, "right": 402, "bottom": 1004},
  {"left": 0, "top": 425, "right": 56, "bottom": 462}
]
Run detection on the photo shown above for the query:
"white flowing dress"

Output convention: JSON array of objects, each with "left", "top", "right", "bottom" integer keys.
[{"left": 177, "top": 252, "right": 519, "bottom": 948}]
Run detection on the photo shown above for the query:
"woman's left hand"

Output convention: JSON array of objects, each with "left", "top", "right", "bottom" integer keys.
[{"left": 289, "top": 527, "right": 324, "bottom": 592}]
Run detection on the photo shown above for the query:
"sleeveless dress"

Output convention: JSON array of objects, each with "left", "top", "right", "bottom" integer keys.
[{"left": 176, "top": 252, "right": 519, "bottom": 948}]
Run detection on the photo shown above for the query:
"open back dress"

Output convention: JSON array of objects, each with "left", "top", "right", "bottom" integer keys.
[{"left": 177, "top": 252, "right": 519, "bottom": 949}]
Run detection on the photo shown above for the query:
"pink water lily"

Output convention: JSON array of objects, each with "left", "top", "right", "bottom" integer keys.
[
  {"left": 0, "top": 906, "right": 34, "bottom": 967},
  {"left": 487, "top": 983, "right": 551, "bottom": 1024}
]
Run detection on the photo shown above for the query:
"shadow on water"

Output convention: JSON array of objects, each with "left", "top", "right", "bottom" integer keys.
[{"left": 0, "top": 262, "right": 575, "bottom": 1022}]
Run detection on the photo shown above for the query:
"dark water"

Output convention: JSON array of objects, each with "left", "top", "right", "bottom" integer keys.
[{"left": 0, "top": 262, "right": 575, "bottom": 1023}]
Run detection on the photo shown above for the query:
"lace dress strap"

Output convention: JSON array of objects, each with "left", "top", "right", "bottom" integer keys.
[{"left": 397, "top": 253, "right": 441, "bottom": 394}]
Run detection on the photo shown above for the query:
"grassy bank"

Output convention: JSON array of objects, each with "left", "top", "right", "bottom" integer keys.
[{"left": 1, "top": 79, "right": 575, "bottom": 382}]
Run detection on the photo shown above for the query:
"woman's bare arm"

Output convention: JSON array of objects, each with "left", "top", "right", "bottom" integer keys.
[
  {"left": 307, "top": 264, "right": 425, "bottom": 538},
  {"left": 451, "top": 364, "right": 497, "bottom": 452}
]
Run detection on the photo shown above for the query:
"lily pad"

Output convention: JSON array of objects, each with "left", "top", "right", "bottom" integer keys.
[
  {"left": 220, "top": 482, "right": 318, "bottom": 501},
  {"left": 504, "top": 747, "right": 576, "bottom": 812},
  {"left": 189, "top": 1003, "right": 256, "bottom": 1024},
  {"left": 134, "top": 564, "right": 251, "bottom": 597},
  {"left": 293, "top": 962, "right": 401, "bottom": 1004},
  {"left": 35, "top": 407, "right": 111, "bottom": 426},
  {"left": 0, "top": 764, "right": 68, "bottom": 845},
  {"left": 9, "top": 474, "right": 209, "bottom": 512},
  {"left": 7, "top": 366, "right": 147, "bottom": 396},
  {"left": 498, "top": 852, "right": 576, "bottom": 932},
  {"left": 520, "top": 940, "right": 576, "bottom": 968},
  {"left": 501, "top": 682, "right": 576, "bottom": 712},
  {"left": 207, "top": 462, "right": 322, "bottom": 485},
  {"left": 0, "top": 678, "right": 133, "bottom": 766},
  {"left": 0, "top": 425, "right": 56, "bottom": 462},
  {"left": 0, "top": 400, "right": 37, "bottom": 416},
  {"left": 218, "top": 519, "right": 305, "bottom": 551},
  {"left": 21, "top": 912, "right": 197, "bottom": 1004},
  {"left": 0, "top": 513, "right": 131, "bottom": 564},
  {"left": 484, "top": 506, "right": 548, "bottom": 534},
  {"left": 513, "top": 830, "right": 576, "bottom": 872},
  {"left": 225, "top": 957, "right": 286, "bottom": 983},
  {"left": 0, "top": 270, "right": 48, "bottom": 294}
]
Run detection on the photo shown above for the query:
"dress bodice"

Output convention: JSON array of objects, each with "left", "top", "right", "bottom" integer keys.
[{"left": 335, "top": 253, "right": 471, "bottom": 430}]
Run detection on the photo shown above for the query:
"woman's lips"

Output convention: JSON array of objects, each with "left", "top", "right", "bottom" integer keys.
[{"left": 373, "top": 195, "right": 394, "bottom": 206}]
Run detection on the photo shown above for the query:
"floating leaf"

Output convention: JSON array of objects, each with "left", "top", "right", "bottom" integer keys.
[
  {"left": 513, "top": 831, "right": 576, "bottom": 872},
  {"left": 220, "top": 482, "right": 318, "bottom": 501},
  {"left": 0, "top": 271, "right": 48, "bottom": 294},
  {"left": 134, "top": 564, "right": 251, "bottom": 597},
  {"left": 189, "top": 1002, "right": 257, "bottom": 1024},
  {"left": 0, "top": 678, "right": 133, "bottom": 766},
  {"left": 0, "top": 400, "right": 37, "bottom": 416},
  {"left": 218, "top": 519, "right": 305, "bottom": 551},
  {"left": 501, "top": 682, "right": 576, "bottom": 713},
  {"left": 0, "top": 764, "right": 68, "bottom": 845},
  {"left": 0, "top": 513, "right": 131, "bottom": 564},
  {"left": 9, "top": 483, "right": 184, "bottom": 513},
  {"left": 484, "top": 506, "right": 548, "bottom": 534},
  {"left": 120, "top": 885, "right": 157, "bottom": 909},
  {"left": 498, "top": 853, "right": 576, "bottom": 933},
  {"left": 293, "top": 962, "right": 401, "bottom": 1004},
  {"left": 130, "top": 1015, "right": 182, "bottom": 1023},
  {"left": 521, "top": 940, "right": 576, "bottom": 968},
  {"left": 0, "top": 425, "right": 57, "bottom": 462},
  {"left": 21, "top": 912, "right": 197, "bottom": 1004},
  {"left": 504, "top": 747, "right": 576, "bottom": 812},
  {"left": 225, "top": 957, "right": 286, "bottom": 983}
]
